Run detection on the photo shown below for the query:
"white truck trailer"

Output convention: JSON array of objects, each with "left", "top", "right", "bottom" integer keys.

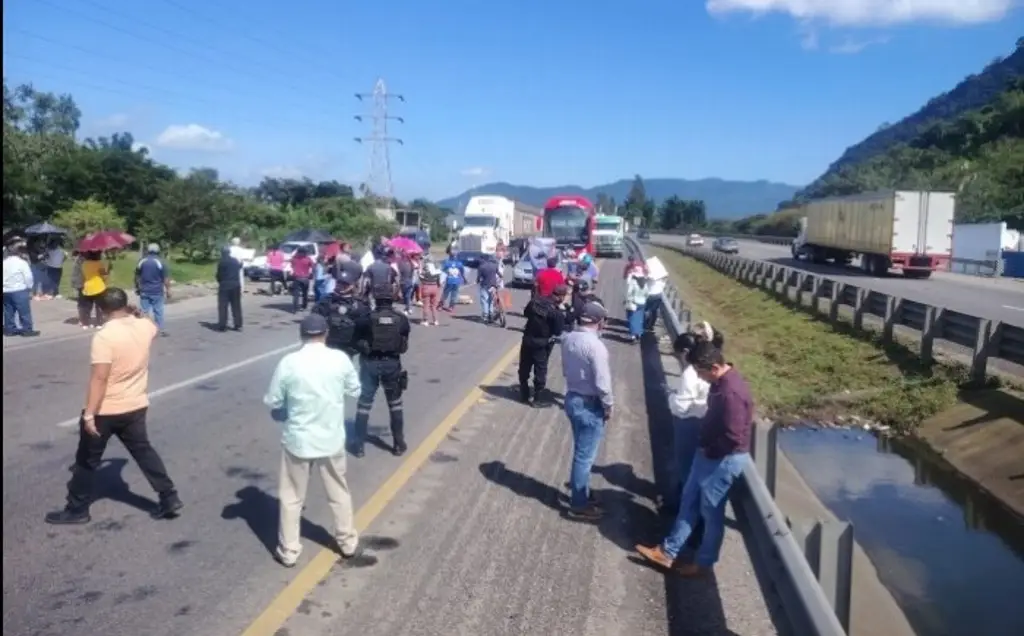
[
  {"left": 791, "top": 190, "right": 955, "bottom": 279},
  {"left": 457, "top": 195, "right": 541, "bottom": 266}
]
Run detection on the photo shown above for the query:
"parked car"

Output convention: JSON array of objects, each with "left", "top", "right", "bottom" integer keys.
[
  {"left": 686, "top": 233, "right": 705, "bottom": 247},
  {"left": 712, "top": 237, "right": 740, "bottom": 254}
]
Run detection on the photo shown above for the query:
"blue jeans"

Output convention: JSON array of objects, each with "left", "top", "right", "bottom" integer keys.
[
  {"left": 3, "top": 289, "right": 34, "bottom": 334},
  {"left": 442, "top": 284, "right": 459, "bottom": 309},
  {"left": 139, "top": 293, "right": 166, "bottom": 330},
  {"left": 665, "top": 416, "right": 702, "bottom": 504},
  {"left": 564, "top": 392, "right": 606, "bottom": 509},
  {"left": 627, "top": 308, "right": 644, "bottom": 338},
  {"left": 478, "top": 287, "right": 493, "bottom": 319},
  {"left": 643, "top": 294, "right": 662, "bottom": 330},
  {"left": 30, "top": 263, "right": 45, "bottom": 295},
  {"left": 663, "top": 450, "right": 750, "bottom": 566},
  {"left": 401, "top": 282, "right": 415, "bottom": 311}
]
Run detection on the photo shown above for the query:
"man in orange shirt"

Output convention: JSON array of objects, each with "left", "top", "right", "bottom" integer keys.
[{"left": 45, "top": 287, "right": 182, "bottom": 525}]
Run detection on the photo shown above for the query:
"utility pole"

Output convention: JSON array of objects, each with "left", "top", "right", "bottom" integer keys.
[{"left": 354, "top": 78, "right": 404, "bottom": 220}]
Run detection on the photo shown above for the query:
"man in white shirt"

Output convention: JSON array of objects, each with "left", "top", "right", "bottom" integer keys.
[
  {"left": 3, "top": 244, "right": 39, "bottom": 337},
  {"left": 43, "top": 239, "right": 67, "bottom": 299},
  {"left": 263, "top": 314, "right": 364, "bottom": 567}
]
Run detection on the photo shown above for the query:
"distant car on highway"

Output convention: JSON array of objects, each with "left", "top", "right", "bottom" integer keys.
[
  {"left": 712, "top": 237, "right": 740, "bottom": 254},
  {"left": 636, "top": 229, "right": 650, "bottom": 240},
  {"left": 686, "top": 233, "right": 705, "bottom": 247},
  {"left": 510, "top": 254, "right": 537, "bottom": 288}
]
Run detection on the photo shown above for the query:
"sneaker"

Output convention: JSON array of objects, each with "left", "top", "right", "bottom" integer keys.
[
  {"left": 567, "top": 503, "right": 604, "bottom": 522},
  {"left": 151, "top": 494, "right": 184, "bottom": 519},
  {"left": 273, "top": 549, "right": 297, "bottom": 568},
  {"left": 431, "top": 321, "right": 439, "bottom": 326},
  {"left": 44, "top": 508, "right": 91, "bottom": 525}
]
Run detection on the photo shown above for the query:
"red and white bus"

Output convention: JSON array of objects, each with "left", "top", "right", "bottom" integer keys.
[{"left": 541, "top": 194, "right": 596, "bottom": 256}]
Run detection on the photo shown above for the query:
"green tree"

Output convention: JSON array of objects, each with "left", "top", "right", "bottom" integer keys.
[{"left": 51, "top": 198, "right": 125, "bottom": 241}]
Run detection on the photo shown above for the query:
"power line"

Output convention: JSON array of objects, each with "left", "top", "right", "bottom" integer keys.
[
  {"left": 153, "top": 0, "right": 348, "bottom": 84},
  {"left": 8, "top": 28, "right": 341, "bottom": 119},
  {"left": 4, "top": 53, "right": 339, "bottom": 129},
  {"left": 31, "top": 0, "right": 320, "bottom": 95}
]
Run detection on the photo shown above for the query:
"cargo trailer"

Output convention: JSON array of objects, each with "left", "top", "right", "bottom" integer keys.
[{"left": 791, "top": 190, "right": 954, "bottom": 279}]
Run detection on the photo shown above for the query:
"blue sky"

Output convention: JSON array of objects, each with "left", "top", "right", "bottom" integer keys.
[{"left": 3, "top": 0, "right": 1022, "bottom": 200}]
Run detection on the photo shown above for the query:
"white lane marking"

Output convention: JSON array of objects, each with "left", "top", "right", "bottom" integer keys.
[
  {"left": 1003, "top": 305, "right": 1024, "bottom": 312},
  {"left": 55, "top": 343, "right": 299, "bottom": 428}
]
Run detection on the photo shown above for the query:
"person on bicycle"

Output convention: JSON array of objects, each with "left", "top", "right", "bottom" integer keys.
[{"left": 476, "top": 255, "right": 502, "bottom": 324}]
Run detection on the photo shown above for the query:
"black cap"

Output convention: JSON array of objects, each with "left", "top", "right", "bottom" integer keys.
[
  {"left": 300, "top": 314, "right": 328, "bottom": 337},
  {"left": 579, "top": 302, "right": 607, "bottom": 324}
]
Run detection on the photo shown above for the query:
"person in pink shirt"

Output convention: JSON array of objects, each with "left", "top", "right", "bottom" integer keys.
[
  {"left": 266, "top": 245, "right": 285, "bottom": 295},
  {"left": 289, "top": 248, "right": 315, "bottom": 312}
]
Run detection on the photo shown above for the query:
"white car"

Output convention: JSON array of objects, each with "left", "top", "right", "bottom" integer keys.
[{"left": 686, "top": 233, "right": 705, "bottom": 247}]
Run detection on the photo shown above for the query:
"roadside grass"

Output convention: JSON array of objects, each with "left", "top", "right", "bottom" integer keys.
[
  {"left": 650, "top": 246, "right": 973, "bottom": 431},
  {"left": 56, "top": 251, "right": 216, "bottom": 297}
]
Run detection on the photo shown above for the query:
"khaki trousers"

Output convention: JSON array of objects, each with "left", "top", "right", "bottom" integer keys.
[{"left": 277, "top": 449, "right": 358, "bottom": 563}]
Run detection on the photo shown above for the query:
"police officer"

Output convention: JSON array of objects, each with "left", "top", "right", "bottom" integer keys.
[
  {"left": 311, "top": 267, "right": 371, "bottom": 361},
  {"left": 519, "top": 283, "right": 567, "bottom": 407},
  {"left": 351, "top": 287, "right": 411, "bottom": 457},
  {"left": 362, "top": 247, "right": 398, "bottom": 308}
]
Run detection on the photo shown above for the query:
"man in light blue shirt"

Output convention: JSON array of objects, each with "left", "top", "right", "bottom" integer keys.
[{"left": 263, "top": 313, "right": 363, "bottom": 567}]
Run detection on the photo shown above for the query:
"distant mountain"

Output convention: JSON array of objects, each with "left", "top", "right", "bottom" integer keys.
[
  {"left": 795, "top": 42, "right": 1024, "bottom": 201},
  {"left": 436, "top": 177, "right": 801, "bottom": 220}
]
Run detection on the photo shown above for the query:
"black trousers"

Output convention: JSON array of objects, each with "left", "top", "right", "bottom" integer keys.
[
  {"left": 217, "top": 286, "right": 242, "bottom": 329},
  {"left": 518, "top": 340, "right": 553, "bottom": 392},
  {"left": 291, "top": 278, "right": 310, "bottom": 311},
  {"left": 67, "top": 408, "right": 177, "bottom": 512},
  {"left": 353, "top": 357, "right": 405, "bottom": 446},
  {"left": 643, "top": 294, "right": 663, "bottom": 330}
]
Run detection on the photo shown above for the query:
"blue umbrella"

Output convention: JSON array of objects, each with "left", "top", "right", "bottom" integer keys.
[{"left": 24, "top": 222, "right": 67, "bottom": 236}]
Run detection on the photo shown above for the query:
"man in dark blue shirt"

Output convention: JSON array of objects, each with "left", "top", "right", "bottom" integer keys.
[
  {"left": 475, "top": 256, "right": 501, "bottom": 322},
  {"left": 215, "top": 247, "right": 244, "bottom": 331},
  {"left": 135, "top": 243, "right": 170, "bottom": 335}
]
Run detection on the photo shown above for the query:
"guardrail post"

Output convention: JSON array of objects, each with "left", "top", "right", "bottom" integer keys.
[
  {"left": 828, "top": 282, "right": 842, "bottom": 323},
  {"left": 818, "top": 522, "right": 854, "bottom": 634},
  {"left": 810, "top": 277, "right": 823, "bottom": 312},
  {"left": 882, "top": 296, "right": 901, "bottom": 343},
  {"left": 920, "top": 306, "right": 939, "bottom": 363},
  {"left": 971, "top": 319, "right": 993, "bottom": 382},
  {"left": 751, "top": 420, "right": 778, "bottom": 496},
  {"left": 782, "top": 269, "right": 795, "bottom": 299},
  {"left": 794, "top": 273, "right": 807, "bottom": 306},
  {"left": 852, "top": 288, "right": 867, "bottom": 330}
]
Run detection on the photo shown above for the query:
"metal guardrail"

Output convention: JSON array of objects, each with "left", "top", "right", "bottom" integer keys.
[
  {"left": 625, "top": 237, "right": 852, "bottom": 636},
  {"left": 652, "top": 242, "right": 1024, "bottom": 381},
  {"left": 650, "top": 231, "right": 1004, "bottom": 277}
]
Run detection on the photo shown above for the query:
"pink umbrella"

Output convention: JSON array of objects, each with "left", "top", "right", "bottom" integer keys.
[
  {"left": 77, "top": 230, "right": 136, "bottom": 252},
  {"left": 388, "top": 236, "right": 423, "bottom": 254}
]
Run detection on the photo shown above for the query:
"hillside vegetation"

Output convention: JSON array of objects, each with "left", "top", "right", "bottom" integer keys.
[{"left": 795, "top": 42, "right": 1024, "bottom": 203}]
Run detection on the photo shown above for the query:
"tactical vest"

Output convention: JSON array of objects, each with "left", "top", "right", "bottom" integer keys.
[
  {"left": 326, "top": 297, "right": 361, "bottom": 352},
  {"left": 369, "top": 308, "right": 403, "bottom": 355}
]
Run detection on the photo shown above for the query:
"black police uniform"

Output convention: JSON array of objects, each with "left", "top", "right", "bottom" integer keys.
[
  {"left": 519, "top": 294, "right": 565, "bottom": 406},
  {"left": 351, "top": 290, "right": 411, "bottom": 457},
  {"left": 311, "top": 270, "right": 371, "bottom": 359}
]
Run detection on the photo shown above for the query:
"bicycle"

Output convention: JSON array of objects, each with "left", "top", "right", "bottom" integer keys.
[{"left": 488, "top": 285, "right": 506, "bottom": 328}]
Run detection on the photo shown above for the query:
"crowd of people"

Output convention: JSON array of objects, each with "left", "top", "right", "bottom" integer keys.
[{"left": 32, "top": 232, "right": 754, "bottom": 582}]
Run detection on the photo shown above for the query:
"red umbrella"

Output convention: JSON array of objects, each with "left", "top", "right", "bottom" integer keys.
[{"left": 77, "top": 230, "right": 135, "bottom": 252}]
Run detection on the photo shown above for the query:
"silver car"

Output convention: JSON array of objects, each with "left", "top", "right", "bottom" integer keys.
[{"left": 511, "top": 255, "right": 536, "bottom": 288}]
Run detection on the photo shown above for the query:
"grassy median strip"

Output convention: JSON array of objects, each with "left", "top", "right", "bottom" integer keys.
[{"left": 650, "top": 246, "right": 968, "bottom": 431}]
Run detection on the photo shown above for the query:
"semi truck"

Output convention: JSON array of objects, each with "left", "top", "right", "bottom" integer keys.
[
  {"left": 791, "top": 190, "right": 954, "bottom": 279},
  {"left": 593, "top": 215, "right": 626, "bottom": 257},
  {"left": 457, "top": 195, "right": 541, "bottom": 266}
]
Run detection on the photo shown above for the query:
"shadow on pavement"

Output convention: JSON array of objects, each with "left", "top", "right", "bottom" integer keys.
[
  {"left": 90, "top": 458, "right": 159, "bottom": 513},
  {"left": 220, "top": 485, "right": 335, "bottom": 556}
]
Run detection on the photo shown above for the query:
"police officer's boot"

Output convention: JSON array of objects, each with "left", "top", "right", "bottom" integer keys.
[
  {"left": 532, "top": 387, "right": 553, "bottom": 408},
  {"left": 519, "top": 385, "right": 532, "bottom": 404}
]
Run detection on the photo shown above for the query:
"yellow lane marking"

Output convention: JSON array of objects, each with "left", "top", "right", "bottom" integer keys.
[{"left": 240, "top": 342, "right": 523, "bottom": 636}]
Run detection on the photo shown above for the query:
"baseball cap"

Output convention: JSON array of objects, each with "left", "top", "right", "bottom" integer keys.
[
  {"left": 147, "top": 243, "right": 160, "bottom": 253},
  {"left": 299, "top": 314, "right": 328, "bottom": 337},
  {"left": 579, "top": 302, "right": 607, "bottom": 324}
]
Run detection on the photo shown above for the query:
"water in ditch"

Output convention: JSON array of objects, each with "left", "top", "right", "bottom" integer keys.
[{"left": 779, "top": 427, "right": 1024, "bottom": 636}]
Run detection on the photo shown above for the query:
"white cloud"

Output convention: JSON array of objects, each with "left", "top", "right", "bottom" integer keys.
[
  {"left": 155, "top": 123, "right": 233, "bottom": 152},
  {"left": 95, "top": 113, "right": 130, "bottom": 129},
  {"left": 706, "top": 0, "right": 1016, "bottom": 27},
  {"left": 260, "top": 165, "right": 305, "bottom": 180},
  {"left": 461, "top": 167, "right": 488, "bottom": 177},
  {"left": 829, "top": 35, "right": 890, "bottom": 53}
]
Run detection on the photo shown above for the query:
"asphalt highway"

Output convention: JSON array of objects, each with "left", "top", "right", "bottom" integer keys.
[
  {"left": 650, "top": 234, "right": 1024, "bottom": 328},
  {"left": 2, "top": 284, "right": 540, "bottom": 636}
]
